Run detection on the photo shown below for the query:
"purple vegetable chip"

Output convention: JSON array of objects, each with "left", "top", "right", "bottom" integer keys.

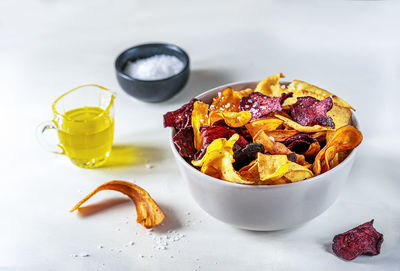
[
  {"left": 283, "top": 133, "right": 317, "bottom": 153},
  {"left": 172, "top": 126, "right": 196, "bottom": 158},
  {"left": 200, "top": 124, "right": 249, "bottom": 150},
  {"left": 233, "top": 143, "right": 265, "bottom": 170},
  {"left": 332, "top": 220, "right": 384, "bottom": 261},
  {"left": 163, "top": 99, "right": 198, "bottom": 129},
  {"left": 290, "top": 96, "right": 335, "bottom": 128},
  {"left": 240, "top": 92, "right": 293, "bottom": 118}
]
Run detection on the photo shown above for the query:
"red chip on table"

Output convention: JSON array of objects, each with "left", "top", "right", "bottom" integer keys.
[{"left": 332, "top": 220, "right": 383, "bottom": 261}]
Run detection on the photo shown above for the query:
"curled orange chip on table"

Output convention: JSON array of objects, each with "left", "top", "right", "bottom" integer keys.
[
  {"left": 70, "top": 180, "right": 165, "bottom": 229},
  {"left": 164, "top": 73, "right": 362, "bottom": 185}
]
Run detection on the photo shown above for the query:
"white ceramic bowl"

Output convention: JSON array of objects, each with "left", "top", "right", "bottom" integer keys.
[{"left": 169, "top": 81, "right": 359, "bottom": 231}]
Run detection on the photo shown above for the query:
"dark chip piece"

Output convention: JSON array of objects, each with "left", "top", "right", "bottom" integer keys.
[
  {"left": 240, "top": 92, "right": 293, "bottom": 118},
  {"left": 163, "top": 99, "right": 198, "bottom": 129},
  {"left": 193, "top": 148, "right": 207, "bottom": 161},
  {"left": 172, "top": 126, "right": 196, "bottom": 158},
  {"left": 287, "top": 153, "right": 297, "bottom": 163},
  {"left": 200, "top": 124, "right": 248, "bottom": 150},
  {"left": 284, "top": 133, "right": 317, "bottom": 154},
  {"left": 233, "top": 143, "right": 265, "bottom": 170},
  {"left": 290, "top": 96, "right": 335, "bottom": 128},
  {"left": 332, "top": 220, "right": 384, "bottom": 261}
]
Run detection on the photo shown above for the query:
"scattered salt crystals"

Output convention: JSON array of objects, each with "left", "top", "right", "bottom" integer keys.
[
  {"left": 129, "top": 241, "right": 135, "bottom": 246},
  {"left": 138, "top": 254, "right": 144, "bottom": 259},
  {"left": 124, "top": 54, "right": 184, "bottom": 81},
  {"left": 269, "top": 136, "right": 275, "bottom": 142},
  {"left": 170, "top": 255, "right": 174, "bottom": 259},
  {"left": 116, "top": 228, "right": 120, "bottom": 231},
  {"left": 187, "top": 212, "right": 191, "bottom": 216},
  {"left": 218, "top": 92, "right": 222, "bottom": 97},
  {"left": 282, "top": 85, "right": 286, "bottom": 89},
  {"left": 146, "top": 163, "right": 154, "bottom": 169},
  {"left": 80, "top": 253, "right": 90, "bottom": 257},
  {"left": 98, "top": 245, "right": 104, "bottom": 249},
  {"left": 71, "top": 254, "right": 78, "bottom": 258},
  {"left": 77, "top": 189, "right": 82, "bottom": 193},
  {"left": 118, "top": 249, "right": 122, "bottom": 253}
]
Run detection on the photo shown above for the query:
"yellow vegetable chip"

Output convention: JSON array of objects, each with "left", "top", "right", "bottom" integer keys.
[
  {"left": 257, "top": 153, "right": 313, "bottom": 184},
  {"left": 209, "top": 111, "right": 252, "bottom": 127},
  {"left": 191, "top": 101, "right": 209, "bottom": 150},
  {"left": 255, "top": 73, "right": 285, "bottom": 96},
  {"left": 327, "top": 104, "right": 352, "bottom": 130},
  {"left": 286, "top": 80, "right": 354, "bottom": 110},
  {"left": 275, "top": 114, "right": 329, "bottom": 133},
  {"left": 192, "top": 134, "right": 254, "bottom": 184}
]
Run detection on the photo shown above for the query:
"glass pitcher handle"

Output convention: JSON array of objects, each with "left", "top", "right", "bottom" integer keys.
[{"left": 36, "top": 121, "right": 64, "bottom": 154}]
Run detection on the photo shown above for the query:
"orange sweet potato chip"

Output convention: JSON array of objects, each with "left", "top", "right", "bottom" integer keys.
[
  {"left": 253, "top": 130, "right": 292, "bottom": 155},
  {"left": 70, "top": 180, "right": 166, "bottom": 229},
  {"left": 313, "top": 125, "right": 362, "bottom": 175},
  {"left": 209, "top": 111, "right": 252, "bottom": 127},
  {"left": 192, "top": 101, "right": 209, "bottom": 150},
  {"left": 238, "top": 160, "right": 261, "bottom": 183},
  {"left": 210, "top": 87, "right": 242, "bottom": 113},
  {"left": 304, "top": 142, "right": 321, "bottom": 157},
  {"left": 245, "top": 118, "right": 283, "bottom": 138},
  {"left": 265, "top": 130, "right": 299, "bottom": 142},
  {"left": 322, "top": 145, "right": 338, "bottom": 173}
]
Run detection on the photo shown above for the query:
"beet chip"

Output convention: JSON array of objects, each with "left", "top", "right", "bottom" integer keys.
[
  {"left": 163, "top": 99, "right": 197, "bottom": 129},
  {"left": 233, "top": 143, "right": 265, "bottom": 170},
  {"left": 290, "top": 96, "right": 335, "bottom": 128},
  {"left": 200, "top": 124, "right": 248, "bottom": 150},
  {"left": 172, "top": 126, "right": 196, "bottom": 158},
  {"left": 332, "top": 220, "right": 383, "bottom": 261},
  {"left": 240, "top": 92, "right": 293, "bottom": 118},
  {"left": 283, "top": 133, "right": 317, "bottom": 153}
]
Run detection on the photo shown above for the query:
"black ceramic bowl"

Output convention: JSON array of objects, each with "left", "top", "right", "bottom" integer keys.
[{"left": 115, "top": 43, "right": 190, "bottom": 103}]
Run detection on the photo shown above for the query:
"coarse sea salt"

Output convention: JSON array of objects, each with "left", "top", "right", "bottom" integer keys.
[{"left": 124, "top": 54, "right": 184, "bottom": 81}]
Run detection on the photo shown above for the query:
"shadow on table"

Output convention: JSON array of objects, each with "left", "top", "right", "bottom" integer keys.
[
  {"left": 76, "top": 197, "right": 132, "bottom": 217},
  {"left": 163, "top": 68, "right": 235, "bottom": 105},
  {"left": 99, "top": 144, "right": 165, "bottom": 169},
  {"left": 152, "top": 203, "right": 182, "bottom": 233}
]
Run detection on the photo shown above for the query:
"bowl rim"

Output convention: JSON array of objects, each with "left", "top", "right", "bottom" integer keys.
[
  {"left": 168, "top": 80, "right": 360, "bottom": 190},
  {"left": 115, "top": 42, "right": 190, "bottom": 83}
]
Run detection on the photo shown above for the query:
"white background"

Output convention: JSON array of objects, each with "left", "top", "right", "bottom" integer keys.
[{"left": 1, "top": 0, "right": 399, "bottom": 270}]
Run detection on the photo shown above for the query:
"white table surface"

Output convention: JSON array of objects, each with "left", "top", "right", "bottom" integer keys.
[{"left": 1, "top": 0, "right": 400, "bottom": 270}]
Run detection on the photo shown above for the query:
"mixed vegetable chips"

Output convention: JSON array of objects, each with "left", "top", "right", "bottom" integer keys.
[{"left": 164, "top": 74, "right": 362, "bottom": 185}]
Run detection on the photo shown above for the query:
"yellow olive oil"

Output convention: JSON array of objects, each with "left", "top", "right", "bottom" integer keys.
[{"left": 57, "top": 106, "right": 114, "bottom": 168}]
